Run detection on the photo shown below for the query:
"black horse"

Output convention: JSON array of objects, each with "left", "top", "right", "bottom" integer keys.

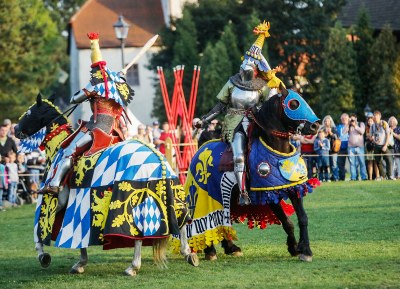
[{"left": 184, "top": 86, "right": 319, "bottom": 262}]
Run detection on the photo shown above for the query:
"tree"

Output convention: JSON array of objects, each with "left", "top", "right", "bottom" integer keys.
[
  {"left": 369, "top": 26, "right": 400, "bottom": 117},
  {"left": 0, "top": 0, "right": 64, "bottom": 120},
  {"left": 320, "top": 22, "right": 358, "bottom": 118},
  {"left": 240, "top": 0, "right": 346, "bottom": 104},
  {"left": 353, "top": 8, "right": 374, "bottom": 117},
  {"left": 44, "top": 0, "right": 85, "bottom": 33},
  {"left": 197, "top": 41, "right": 232, "bottom": 116},
  {"left": 220, "top": 23, "right": 242, "bottom": 76}
]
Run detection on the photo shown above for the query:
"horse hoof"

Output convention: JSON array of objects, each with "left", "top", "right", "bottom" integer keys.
[
  {"left": 186, "top": 253, "right": 199, "bottom": 267},
  {"left": 231, "top": 251, "right": 243, "bottom": 257},
  {"left": 70, "top": 266, "right": 85, "bottom": 274},
  {"left": 204, "top": 253, "right": 217, "bottom": 261},
  {"left": 38, "top": 253, "right": 51, "bottom": 268},
  {"left": 124, "top": 267, "right": 138, "bottom": 277},
  {"left": 299, "top": 254, "right": 312, "bottom": 262}
]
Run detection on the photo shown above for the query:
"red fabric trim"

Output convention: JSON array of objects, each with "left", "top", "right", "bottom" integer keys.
[
  {"left": 103, "top": 234, "right": 169, "bottom": 250},
  {"left": 90, "top": 60, "right": 107, "bottom": 68}
]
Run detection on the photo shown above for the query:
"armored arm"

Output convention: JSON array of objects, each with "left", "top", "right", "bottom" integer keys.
[
  {"left": 202, "top": 101, "right": 227, "bottom": 123},
  {"left": 70, "top": 89, "right": 90, "bottom": 104}
]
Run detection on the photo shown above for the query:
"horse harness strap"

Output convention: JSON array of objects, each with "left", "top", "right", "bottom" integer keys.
[{"left": 40, "top": 123, "right": 72, "bottom": 150}]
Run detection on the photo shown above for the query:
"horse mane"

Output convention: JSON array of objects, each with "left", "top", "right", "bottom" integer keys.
[
  {"left": 19, "top": 98, "right": 66, "bottom": 122},
  {"left": 251, "top": 94, "right": 280, "bottom": 140}
]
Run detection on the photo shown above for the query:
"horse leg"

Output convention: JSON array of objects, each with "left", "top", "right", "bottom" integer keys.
[
  {"left": 70, "top": 248, "right": 88, "bottom": 274},
  {"left": 269, "top": 203, "right": 298, "bottom": 256},
  {"left": 221, "top": 239, "right": 243, "bottom": 257},
  {"left": 179, "top": 226, "right": 199, "bottom": 266},
  {"left": 288, "top": 194, "right": 312, "bottom": 262},
  {"left": 35, "top": 242, "right": 51, "bottom": 268},
  {"left": 124, "top": 240, "right": 142, "bottom": 276}
]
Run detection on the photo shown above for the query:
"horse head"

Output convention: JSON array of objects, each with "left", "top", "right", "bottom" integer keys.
[
  {"left": 255, "top": 85, "right": 319, "bottom": 151},
  {"left": 14, "top": 93, "right": 67, "bottom": 139}
]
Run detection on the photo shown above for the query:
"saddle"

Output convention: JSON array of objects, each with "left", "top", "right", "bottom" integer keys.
[
  {"left": 61, "top": 120, "right": 123, "bottom": 157},
  {"left": 218, "top": 146, "right": 234, "bottom": 172}
]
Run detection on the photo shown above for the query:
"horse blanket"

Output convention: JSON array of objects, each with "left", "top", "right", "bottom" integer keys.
[
  {"left": 34, "top": 140, "right": 190, "bottom": 249},
  {"left": 184, "top": 140, "right": 297, "bottom": 251}
]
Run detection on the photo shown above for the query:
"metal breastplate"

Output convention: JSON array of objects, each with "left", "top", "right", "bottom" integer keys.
[{"left": 231, "top": 87, "right": 261, "bottom": 109}]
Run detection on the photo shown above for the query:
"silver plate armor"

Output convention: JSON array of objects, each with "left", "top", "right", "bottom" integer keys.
[{"left": 230, "top": 87, "right": 261, "bottom": 110}]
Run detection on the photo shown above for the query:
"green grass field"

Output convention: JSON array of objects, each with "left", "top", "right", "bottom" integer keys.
[{"left": 0, "top": 181, "right": 399, "bottom": 289}]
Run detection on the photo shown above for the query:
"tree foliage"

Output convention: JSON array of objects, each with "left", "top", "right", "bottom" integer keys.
[
  {"left": 0, "top": 0, "right": 64, "bottom": 120},
  {"left": 197, "top": 41, "right": 232, "bottom": 116},
  {"left": 353, "top": 8, "right": 374, "bottom": 117},
  {"left": 320, "top": 23, "right": 358, "bottom": 118},
  {"left": 369, "top": 26, "right": 400, "bottom": 117}
]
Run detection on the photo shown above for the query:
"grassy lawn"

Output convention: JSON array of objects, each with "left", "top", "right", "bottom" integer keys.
[{"left": 0, "top": 181, "right": 399, "bottom": 289}]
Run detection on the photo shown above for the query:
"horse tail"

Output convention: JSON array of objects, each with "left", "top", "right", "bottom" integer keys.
[{"left": 153, "top": 238, "right": 168, "bottom": 269}]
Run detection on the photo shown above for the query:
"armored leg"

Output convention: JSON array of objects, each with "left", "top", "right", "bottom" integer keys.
[
  {"left": 45, "top": 132, "right": 92, "bottom": 193},
  {"left": 231, "top": 132, "right": 250, "bottom": 205}
]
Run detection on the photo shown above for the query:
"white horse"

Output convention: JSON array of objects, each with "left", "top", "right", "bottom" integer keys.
[{"left": 16, "top": 94, "right": 199, "bottom": 275}]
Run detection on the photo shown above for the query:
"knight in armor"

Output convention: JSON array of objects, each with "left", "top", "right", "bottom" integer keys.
[
  {"left": 42, "top": 32, "right": 134, "bottom": 193},
  {"left": 196, "top": 21, "right": 284, "bottom": 205}
]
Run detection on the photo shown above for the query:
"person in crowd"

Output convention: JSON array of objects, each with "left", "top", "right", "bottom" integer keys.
[
  {"left": 290, "top": 133, "right": 302, "bottom": 153},
  {"left": 388, "top": 116, "right": 400, "bottom": 179},
  {"left": 300, "top": 134, "right": 317, "bottom": 179},
  {"left": 314, "top": 130, "right": 330, "bottom": 182},
  {"left": 336, "top": 113, "right": 350, "bottom": 181},
  {"left": 16, "top": 153, "right": 27, "bottom": 175},
  {"left": 133, "top": 124, "right": 148, "bottom": 143},
  {"left": 154, "top": 122, "right": 174, "bottom": 155},
  {"left": 26, "top": 149, "right": 45, "bottom": 200},
  {"left": 0, "top": 124, "right": 18, "bottom": 158},
  {"left": 3, "top": 119, "right": 12, "bottom": 137},
  {"left": 0, "top": 155, "right": 8, "bottom": 211},
  {"left": 198, "top": 119, "right": 222, "bottom": 147},
  {"left": 145, "top": 125, "right": 154, "bottom": 147},
  {"left": 191, "top": 117, "right": 203, "bottom": 142},
  {"left": 365, "top": 113, "right": 379, "bottom": 180},
  {"left": 370, "top": 110, "right": 393, "bottom": 180},
  {"left": 347, "top": 113, "right": 368, "bottom": 181},
  {"left": 10, "top": 123, "right": 20, "bottom": 147},
  {"left": 5, "top": 151, "right": 19, "bottom": 207},
  {"left": 152, "top": 121, "right": 161, "bottom": 148},
  {"left": 320, "top": 115, "right": 339, "bottom": 181}
]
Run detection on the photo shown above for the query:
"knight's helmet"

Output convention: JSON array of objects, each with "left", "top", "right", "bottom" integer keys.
[
  {"left": 240, "top": 21, "right": 284, "bottom": 89},
  {"left": 81, "top": 32, "right": 134, "bottom": 106}
]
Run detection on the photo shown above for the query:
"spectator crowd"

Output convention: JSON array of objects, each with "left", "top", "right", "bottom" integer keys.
[
  {"left": 0, "top": 119, "right": 45, "bottom": 211},
  {"left": 291, "top": 111, "right": 400, "bottom": 182}
]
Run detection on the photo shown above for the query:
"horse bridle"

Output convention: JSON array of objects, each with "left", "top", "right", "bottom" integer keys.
[{"left": 249, "top": 92, "right": 306, "bottom": 139}]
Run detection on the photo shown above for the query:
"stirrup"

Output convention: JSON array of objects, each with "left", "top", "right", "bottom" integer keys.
[
  {"left": 40, "top": 185, "right": 63, "bottom": 195},
  {"left": 238, "top": 190, "right": 251, "bottom": 206}
]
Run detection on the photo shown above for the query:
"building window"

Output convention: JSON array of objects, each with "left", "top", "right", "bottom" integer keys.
[{"left": 126, "top": 64, "right": 140, "bottom": 86}]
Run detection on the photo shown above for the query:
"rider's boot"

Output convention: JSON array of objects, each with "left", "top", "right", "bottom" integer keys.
[
  {"left": 232, "top": 132, "right": 250, "bottom": 205},
  {"left": 41, "top": 131, "right": 93, "bottom": 194},
  {"left": 42, "top": 157, "right": 72, "bottom": 194},
  {"left": 235, "top": 168, "right": 251, "bottom": 205}
]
